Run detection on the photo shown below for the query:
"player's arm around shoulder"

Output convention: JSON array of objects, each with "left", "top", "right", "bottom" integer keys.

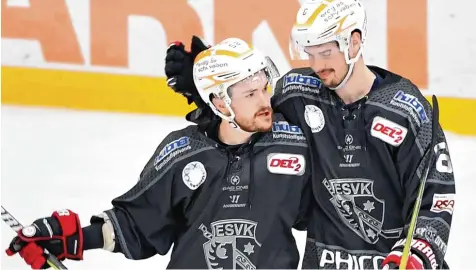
[
  {"left": 90, "top": 125, "right": 213, "bottom": 260},
  {"left": 375, "top": 79, "right": 455, "bottom": 269},
  {"left": 271, "top": 68, "right": 322, "bottom": 123}
]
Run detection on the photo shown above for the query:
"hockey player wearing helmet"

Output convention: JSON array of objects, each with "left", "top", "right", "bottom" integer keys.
[
  {"left": 192, "top": 38, "right": 280, "bottom": 135},
  {"left": 165, "top": 0, "right": 455, "bottom": 269},
  {"left": 6, "top": 38, "right": 313, "bottom": 269},
  {"left": 279, "top": 1, "right": 455, "bottom": 269}
]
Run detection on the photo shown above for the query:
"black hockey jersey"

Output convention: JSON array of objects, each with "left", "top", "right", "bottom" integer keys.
[
  {"left": 93, "top": 114, "right": 311, "bottom": 269},
  {"left": 271, "top": 66, "right": 455, "bottom": 269}
]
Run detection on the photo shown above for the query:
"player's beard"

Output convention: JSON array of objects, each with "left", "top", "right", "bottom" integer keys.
[
  {"left": 318, "top": 64, "right": 350, "bottom": 89},
  {"left": 236, "top": 106, "right": 273, "bottom": 133}
]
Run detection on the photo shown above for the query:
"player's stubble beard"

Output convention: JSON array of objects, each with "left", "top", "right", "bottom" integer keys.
[
  {"left": 236, "top": 106, "right": 273, "bottom": 133},
  {"left": 315, "top": 55, "right": 351, "bottom": 89},
  {"left": 318, "top": 65, "right": 349, "bottom": 89}
]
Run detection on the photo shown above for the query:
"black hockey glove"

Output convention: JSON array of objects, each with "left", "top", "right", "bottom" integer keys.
[
  {"left": 165, "top": 36, "right": 218, "bottom": 125},
  {"left": 165, "top": 35, "right": 209, "bottom": 109}
]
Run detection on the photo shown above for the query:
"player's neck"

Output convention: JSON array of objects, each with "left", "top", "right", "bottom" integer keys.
[
  {"left": 335, "top": 60, "right": 375, "bottom": 104},
  {"left": 218, "top": 120, "right": 252, "bottom": 145}
]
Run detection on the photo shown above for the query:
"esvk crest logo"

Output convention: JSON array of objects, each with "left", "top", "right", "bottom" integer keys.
[
  {"left": 199, "top": 219, "right": 261, "bottom": 270},
  {"left": 323, "top": 178, "right": 402, "bottom": 244}
]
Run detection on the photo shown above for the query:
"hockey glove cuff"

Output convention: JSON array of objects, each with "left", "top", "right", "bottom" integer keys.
[{"left": 382, "top": 238, "right": 438, "bottom": 270}]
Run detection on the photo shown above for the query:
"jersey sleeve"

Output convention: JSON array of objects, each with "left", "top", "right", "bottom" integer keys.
[
  {"left": 395, "top": 94, "right": 455, "bottom": 268},
  {"left": 91, "top": 132, "right": 195, "bottom": 260},
  {"left": 292, "top": 175, "right": 312, "bottom": 231}
]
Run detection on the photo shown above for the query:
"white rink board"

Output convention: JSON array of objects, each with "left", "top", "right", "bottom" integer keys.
[{"left": 1, "top": 105, "right": 474, "bottom": 269}]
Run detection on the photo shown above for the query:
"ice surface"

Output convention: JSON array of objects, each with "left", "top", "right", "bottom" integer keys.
[{"left": 1, "top": 105, "right": 474, "bottom": 269}]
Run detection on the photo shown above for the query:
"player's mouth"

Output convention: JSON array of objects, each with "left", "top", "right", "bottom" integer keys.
[
  {"left": 256, "top": 109, "right": 271, "bottom": 117},
  {"left": 318, "top": 69, "right": 333, "bottom": 79}
]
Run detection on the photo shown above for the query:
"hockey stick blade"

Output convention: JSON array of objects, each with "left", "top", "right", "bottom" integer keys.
[
  {"left": 399, "top": 95, "right": 440, "bottom": 270},
  {"left": 1, "top": 206, "right": 68, "bottom": 270}
]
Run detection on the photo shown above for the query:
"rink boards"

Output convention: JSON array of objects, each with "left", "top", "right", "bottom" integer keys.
[{"left": 1, "top": 0, "right": 475, "bottom": 135}]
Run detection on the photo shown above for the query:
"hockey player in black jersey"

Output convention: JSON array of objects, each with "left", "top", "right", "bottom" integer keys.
[
  {"left": 5, "top": 38, "right": 312, "bottom": 269},
  {"left": 163, "top": 1, "right": 456, "bottom": 269},
  {"left": 278, "top": 1, "right": 455, "bottom": 268}
]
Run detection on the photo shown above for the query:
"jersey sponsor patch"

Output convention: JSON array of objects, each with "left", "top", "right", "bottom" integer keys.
[
  {"left": 154, "top": 136, "right": 191, "bottom": 171},
  {"left": 283, "top": 73, "right": 321, "bottom": 88},
  {"left": 430, "top": 193, "right": 455, "bottom": 215},
  {"left": 182, "top": 161, "right": 207, "bottom": 190},
  {"left": 370, "top": 116, "right": 408, "bottom": 146},
  {"left": 272, "top": 121, "right": 305, "bottom": 141},
  {"left": 272, "top": 121, "right": 303, "bottom": 134},
  {"left": 391, "top": 90, "right": 429, "bottom": 123},
  {"left": 304, "top": 105, "right": 325, "bottom": 133},
  {"left": 267, "top": 153, "right": 305, "bottom": 175},
  {"left": 311, "top": 242, "right": 386, "bottom": 270}
]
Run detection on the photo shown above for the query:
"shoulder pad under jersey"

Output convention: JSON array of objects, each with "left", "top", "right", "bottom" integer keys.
[
  {"left": 147, "top": 125, "right": 212, "bottom": 173},
  {"left": 273, "top": 67, "right": 322, "bottom": 106},
  {"left": 256, "top": 113, "right": 307, "bottom": 145},
  {"left": 367, "top": 68, "right": 432, "bottom": 132}
]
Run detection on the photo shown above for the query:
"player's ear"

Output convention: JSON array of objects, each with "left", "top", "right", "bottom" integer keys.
[
  {"left": 349, "top": 31, "right": 362, "bottom": 58},
  {"left": 211, "top": 95, "right": 230, "bottom": 116}
]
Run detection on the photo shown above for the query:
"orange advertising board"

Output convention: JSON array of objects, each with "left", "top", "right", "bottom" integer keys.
[
  {"left": 1, "top": 0, "right": 475, "bottom": 134},
  {"left": 1, "top": 0, "right": 428, "bottom": 85}
]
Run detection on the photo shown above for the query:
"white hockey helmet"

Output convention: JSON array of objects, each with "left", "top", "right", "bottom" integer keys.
[
  {"left": 193, "top": 38, "right": 280, "bottom": 128},
  {"left": 290, "top": 0, "right": 368, "bottom": 89}
]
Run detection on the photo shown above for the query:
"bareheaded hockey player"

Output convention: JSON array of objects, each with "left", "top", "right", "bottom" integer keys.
[
  {"left": 5, "top": 38, "right": 312, "bottom": 269},
  {"left": 164, "top": 1, "right": 456, "bottom": 269}
]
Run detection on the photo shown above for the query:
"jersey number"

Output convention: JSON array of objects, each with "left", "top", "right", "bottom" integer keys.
[{"left": 434, "top": 142, "right": 453, "bottom": 173}]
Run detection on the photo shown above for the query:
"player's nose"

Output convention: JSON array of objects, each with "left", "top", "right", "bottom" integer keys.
[{"left": 308, "top": 58, "right": 326, "bottom": 74}]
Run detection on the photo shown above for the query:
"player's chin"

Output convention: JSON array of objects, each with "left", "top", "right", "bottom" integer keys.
[
  {"left": 254, "top": 116, "right": 273, "bottom": 132},
  {"left": 324, "top": 78, "right": 341, "bottom": 89}
]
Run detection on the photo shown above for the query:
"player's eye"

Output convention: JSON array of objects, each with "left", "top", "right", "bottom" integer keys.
[
  {"left": 246, "top": 90, "right": 256, "bottom": 98},
  {"left": 319, "top": 49, "right": 332, "bottom": 57}
]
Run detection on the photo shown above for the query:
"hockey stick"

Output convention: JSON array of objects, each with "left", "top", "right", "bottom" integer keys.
[
  {"left": 399, "top": 95, "right": 439, "bottom": 270},
  {"left": 1, "top": 206, "right": 68, "bottom": 270}
]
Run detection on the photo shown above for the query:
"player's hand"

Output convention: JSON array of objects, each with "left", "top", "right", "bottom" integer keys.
[
  {"left": 165, "top": 35, "right": 210, "bottom": 108},
  {"left": 382, "top": 239, "right": 436, "bottom": 270},
  {"left": 5, "top": 209, "right": 83, "bottom": 269},
  {"left": 382, "top": 251, "right": 423, "bottom": 269}
]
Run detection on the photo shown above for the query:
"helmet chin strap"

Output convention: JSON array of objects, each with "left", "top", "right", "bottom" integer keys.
[
  {"left": 227, "top": 120, "right": 257, "bottom": 135},
  {"left": 215, "top": 104, "right": 257, "bottom": 135},
  {"left": 207, "top": 97, "right": 258, "bottom": 136},
  {"left": 329, "top": 61, "right": 356, "bottom": 90},
  {"left": 329, "top": 40, "right": 363, "bottom": 91}
]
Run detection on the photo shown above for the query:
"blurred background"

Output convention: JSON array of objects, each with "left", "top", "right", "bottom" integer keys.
[{"left": 1, "top": 0, "right": 475, "bottom": 269}]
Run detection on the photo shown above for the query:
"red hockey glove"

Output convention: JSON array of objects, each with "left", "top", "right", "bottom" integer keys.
[
  {"left": 382, "top": 238, "right": 438, "bottom": 270},
  {"left": 5, "top": 209, "right": 83, "bottom": 269}
]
